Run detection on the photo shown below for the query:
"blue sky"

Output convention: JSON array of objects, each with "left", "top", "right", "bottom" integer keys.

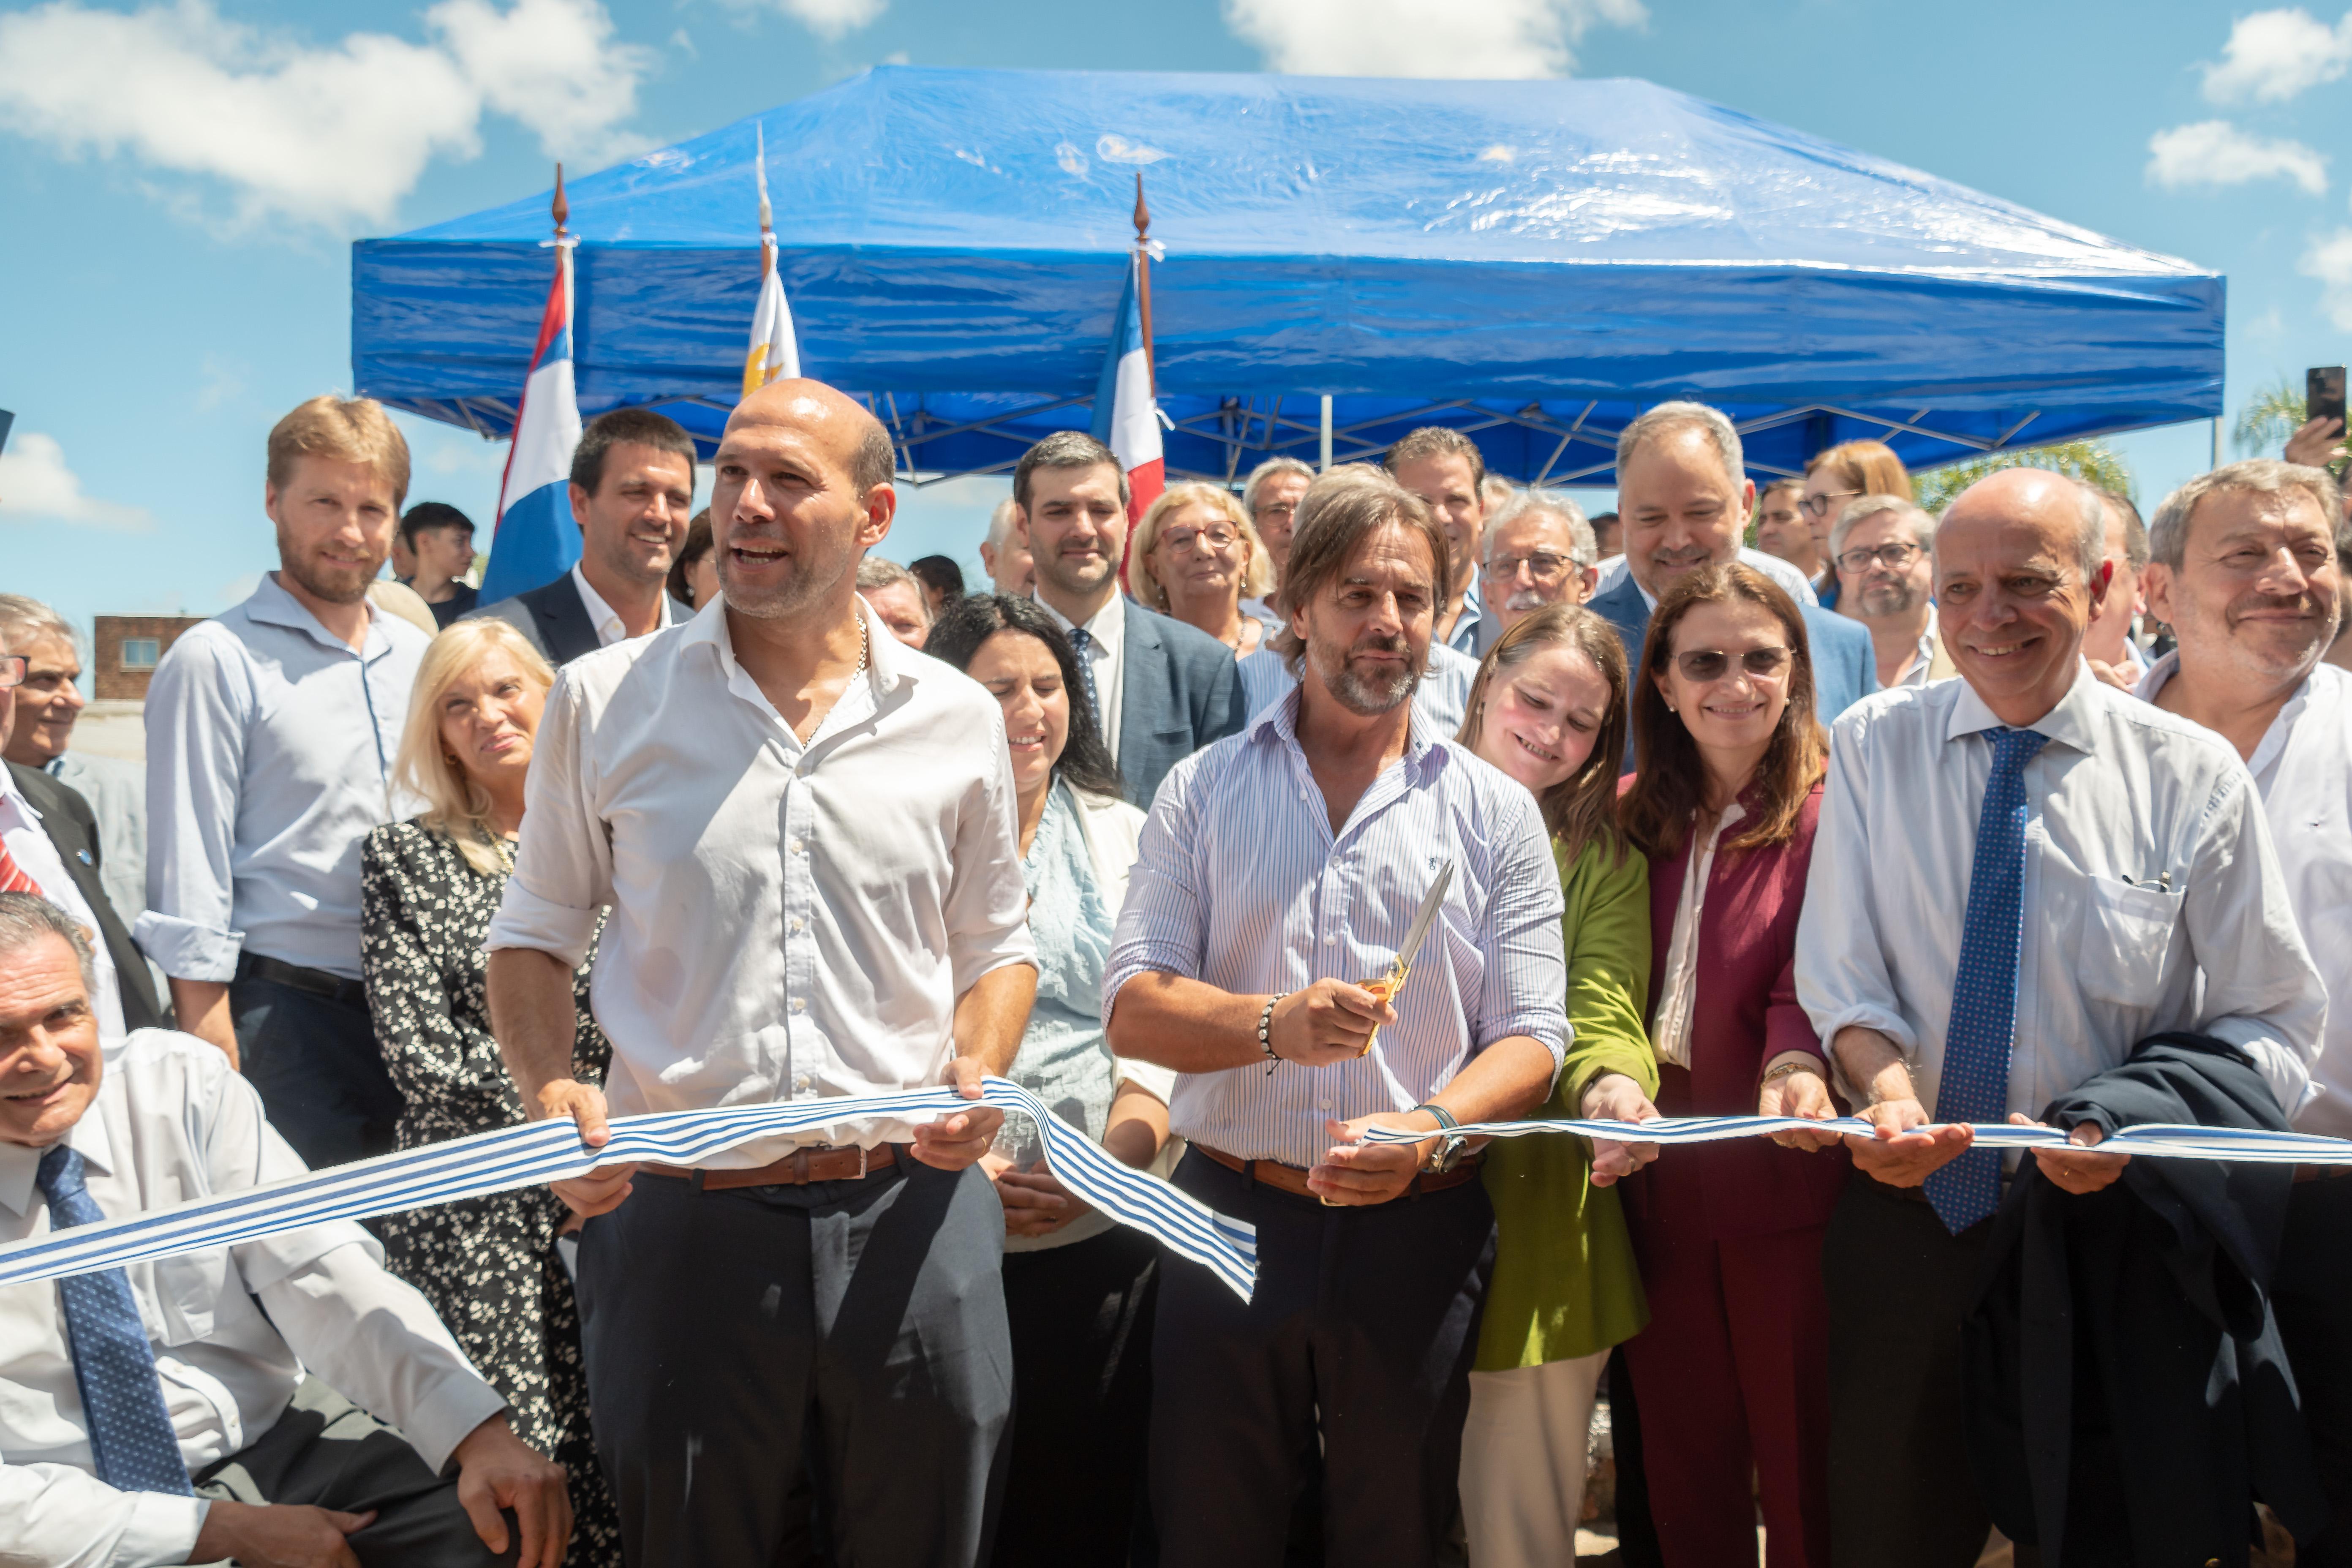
[{"left": 3, "top": 0, "right": 2349, "bottom": 643}]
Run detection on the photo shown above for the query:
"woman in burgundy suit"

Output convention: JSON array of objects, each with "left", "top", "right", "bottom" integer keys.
[{"left": 1603, "top": 562, "right": 1847, "bottom": 1568}]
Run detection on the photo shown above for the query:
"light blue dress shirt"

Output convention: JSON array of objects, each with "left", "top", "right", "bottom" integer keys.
[{"left": 136, "top": 575, "right": 429, "bottom": 982}]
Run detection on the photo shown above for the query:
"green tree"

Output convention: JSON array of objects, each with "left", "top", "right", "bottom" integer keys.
[
  {"left": 1913, "top": 439, "right": 2133, "bottom": 513},
  {"left": 2232, "top": 377, "right": 2306, "bottom": 458}
]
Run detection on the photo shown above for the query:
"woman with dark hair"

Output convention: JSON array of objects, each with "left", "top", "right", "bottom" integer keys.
[
  {"left": 664, "top": 509, "right": 719, "bottom": 610},
  {"left": 1606, "top": 562, "right": 1846, "bottom": 1568},
  {"left": 1452, "top": 603, "right": 1658, "bottom": 1568},
  {"left": 924, "top": 593, "right": 1175, "bottom": 1566}
]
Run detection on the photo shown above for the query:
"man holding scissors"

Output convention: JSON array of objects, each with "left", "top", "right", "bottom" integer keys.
[{"left": 1105, "top": 470, "right": 1568, "bottom": 1566}]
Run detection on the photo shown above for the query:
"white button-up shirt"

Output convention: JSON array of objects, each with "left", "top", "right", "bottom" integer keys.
[
  {"left": 1795, "top": 664, "right": 2325, "bottom": 1124},
  {"left": 0, "top": 1030, "right": 504, "bottom": 1568},
  {"left": 2137, "top": 655, "right": 2352, "bottom": 1138},
  {"left": 137, "top": 575, "right": 427, "bottom": 981},
  {"left": 570, "top": 562, "right": 674, "bottom": 649},
  {"left": 487, "top": 598, "right": 1036, "bottom": 1163},
  {"left": 1103, "top": 691, "right": 1569, "bottom": 1167},
  {"left": 0, "top": 770, "right": 125, "bottom": 1041},
  {"left": 1235, "top": 640, "right": 1480, "bottom": 740},
  {"left": 1037, "top": 593, "right": 1127, "bottom": 753}
]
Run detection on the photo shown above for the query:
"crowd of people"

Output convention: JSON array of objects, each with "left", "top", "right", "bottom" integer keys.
[{"left": 0, "top": 375, "right": 2347, "bottom": 1568}]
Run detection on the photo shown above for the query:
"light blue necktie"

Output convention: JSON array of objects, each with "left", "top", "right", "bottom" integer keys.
[
  {"left": 38, "top": 1144, "right": 193, "bottom": 1495},
  {"left": 1067, "top": 626, "right": 1102, "bottom": 734},
  {"left": 1924, "top": 725, "right": 2050, "bottom": 1235}
]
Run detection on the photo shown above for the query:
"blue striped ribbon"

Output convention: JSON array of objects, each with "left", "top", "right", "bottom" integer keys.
[
  {"left": 0, "top": 1078, "right": 1260, "bottom": 1301},
  {"left": 1362, "top": 1114, "right": 2352, "bottom": 1164}
]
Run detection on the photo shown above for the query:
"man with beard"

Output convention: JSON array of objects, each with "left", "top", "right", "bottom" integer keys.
[
  {"left": 2135, "top": 457, "right": 2352, "bottom": 1564},
  {"left": 487, "top": 378, "right": 1037, "bottom": 1567},
  {"left": 1105, "top": 472, "right": 1568, "bottom": 1565},
  {"left": 139, "top": 397, "right": 430, "bottom": 1169},
  {"left": 1831, "top": 494, "right": 1956, "bottom": 689},
  {"left": 1013, "top": 431, "right": 1245, "bottom": 806},
  {"left": 1481, "top": 490, "right": 1600, "bottom": 635}
]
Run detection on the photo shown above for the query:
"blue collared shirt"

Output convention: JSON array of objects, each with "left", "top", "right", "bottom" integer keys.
[
  {"left": 137, "top": 574, "right": 429, "bottom": 981},
  {"left": 1103, "top": 689, "right": 1569, "bottom": 1167}
]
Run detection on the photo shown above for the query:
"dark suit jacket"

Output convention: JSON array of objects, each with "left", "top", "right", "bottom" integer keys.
[
  {"left": 1588, "top": 569, "right": 1878, "bottom": 769},
  {"left": 464, "top": 571, "right": 694, "bottom": 667},
  {"left": 1114, "top": 598, "right": 1249, "bottom": 808},
  {"left": 8, "top": 762, "right": 170, "bottom": 1031}
]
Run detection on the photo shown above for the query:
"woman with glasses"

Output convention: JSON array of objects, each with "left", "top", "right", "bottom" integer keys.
[
  {"left": 1452, "top": 605, "right": 1657, "bottom": 1568},
  {"left": 1797, "top": 441, "right": 1911, "bottom": 609},
  {"left": 1132, "top": 482, "right": 1278, "bottom": 654},
  {"left": 1605, "top": 563, "right": 1847, "bottom": 1568}
]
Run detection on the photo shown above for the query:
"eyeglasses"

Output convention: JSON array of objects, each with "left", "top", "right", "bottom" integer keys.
[
  {"left": 1485, "top": 550, "right": 1573, "bottom": 583},
  {"left": 1799, "top": 490, "right": 1864, "bottom": 519},
  {"left": 1159, "top": 524, "right": 1239, "bottom": 555},
  {"left": 0, "top": 656, "right": 24, "bottom": 690},
  {"left": 1671, "top": 646, "right": 1791, "bottom": 682},
  {"left": 1836, "top": 541, "right": 1925, "bottom": 575},
  {"left": 1252, "top": 502, "right": 1298, "bottom": 524}
]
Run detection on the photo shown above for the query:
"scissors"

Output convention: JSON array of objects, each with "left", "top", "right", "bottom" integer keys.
[{"left": 1355, "top": 860, "right": 1454, "bottom": 1057}]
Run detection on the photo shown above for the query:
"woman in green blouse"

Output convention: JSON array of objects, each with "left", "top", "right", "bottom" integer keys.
[{"left": 1455, "top": 603, "right": 1660, "bottom": 1568}]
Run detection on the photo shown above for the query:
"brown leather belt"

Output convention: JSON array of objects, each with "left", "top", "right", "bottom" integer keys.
[
  {"left": 1194, "top": 1142, "right": 1481, "bottom": 1200},
  {"left": 641, "top": 1143, "right": 899, "bottom": 1190},
  {"left": 2295, "top": 1163, "right": 2352, "bottom": 1184}
]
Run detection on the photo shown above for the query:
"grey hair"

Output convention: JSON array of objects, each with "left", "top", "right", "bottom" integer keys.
[
  {"left": 984, "top": 496, "right": 1023, "bottom": 553},
  {"left": 1615, "top": 400, "right": 1745, "bottom": 492},
  {"left": 2148, "top": 460, "right": 2345, "bottom": 571},
  {"left": 1242, "top": 456, "right": 1316, "bottom": 519},
  {"left": 1484, "top": 491, "right": 1598, "bottom": 568},
  {"left": 855, "top": 555, "right": 927, "bottom": 612},
  {"left": 0, "top": 892, "right": 96, "bottom": 994},
  {"left": 1829, "top": 495, "right": 1936, "bottom": 561},
  {"left": 0, "top": 595, "right": 76, "bottom": 656},
  {"left": 1935, "top": 470, "right": 2107, "bottom": 583}
]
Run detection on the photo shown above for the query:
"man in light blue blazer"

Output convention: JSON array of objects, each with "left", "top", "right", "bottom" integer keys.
[{"left": 1594, "top": 401, "right": 1876, "bottom": 768}]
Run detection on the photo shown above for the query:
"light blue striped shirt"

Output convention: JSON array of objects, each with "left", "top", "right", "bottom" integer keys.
[
  {"left": 1236, "top": 640, "right": 1480, "bottom": 740},
  {"left": 1103, "top": 689, "right": 1569, "bottom": 1166}
]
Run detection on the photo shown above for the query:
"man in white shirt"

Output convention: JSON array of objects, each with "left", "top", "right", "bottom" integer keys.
[
  {"left": 1791, "top": 468, "right": 2325, "bottom": 1566},
  {"left": 486, "top": 377, "right": 1039, "bottom": 1568},
  {"left": 1829, "top": 495, "right": 1955, "bottom": 689},
  {"left": 2134, "top": 456, "right": 2352, "bottom": 1563},
  {"left": 0, "top": 894, "right": 568, "bottom": 1568}
]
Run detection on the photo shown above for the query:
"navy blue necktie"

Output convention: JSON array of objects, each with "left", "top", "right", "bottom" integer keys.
[
  {"left": 1924, "top": 726, "right": 2050, "bottom": 1234},
  {"left": 1067, "top": 626, "right": 1102, "bottom": 730},
  {"left": 37, "top": 1144, "right": 193, "bottom": 1494}
]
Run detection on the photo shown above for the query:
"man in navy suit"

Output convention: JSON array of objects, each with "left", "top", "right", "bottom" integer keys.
[
  {"left": 466, "top": 407, "right": 697, "bottom": 664},
  {"left": 1589, "top": 401, "right": 1876, "bottom": 765},
  {"left": 1013, "top": 433, "right": 1246, "bottom": 807}
]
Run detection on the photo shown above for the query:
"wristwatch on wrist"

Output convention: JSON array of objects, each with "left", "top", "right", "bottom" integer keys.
[{"left": 1411, "top": 1103, "right": 1467, "bottom": 1172}]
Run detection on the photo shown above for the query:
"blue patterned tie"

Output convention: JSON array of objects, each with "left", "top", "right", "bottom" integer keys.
[
  {"left": 1924, "top": 726, "right": 2050, "bottom": 1235},
  {"left": 37, "top": 1144, "right": 193, "bottom": 1494},
  {"left": 1067, "top": 626, "right": 1102, "bottom": 731}
]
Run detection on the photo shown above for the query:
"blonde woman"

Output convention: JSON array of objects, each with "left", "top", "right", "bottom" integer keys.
[
  {"left": 1131, "top": 480, "right": 1278, "bottom": 653},
  {"left": 361, "top": 618, "right": 618, "bottom": 1565}
]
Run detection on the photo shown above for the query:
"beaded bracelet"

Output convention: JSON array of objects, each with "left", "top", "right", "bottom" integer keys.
[{"left": 1259, "top": 992, "right": 1289, "bottom": 1076}]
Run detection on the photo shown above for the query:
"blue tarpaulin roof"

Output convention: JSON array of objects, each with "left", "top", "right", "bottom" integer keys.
[{"left": 352, "top": 65, "right": 2223, "bottom": 486}]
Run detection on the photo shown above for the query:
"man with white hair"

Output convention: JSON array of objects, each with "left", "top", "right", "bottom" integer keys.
[
  {"left": 977, "top": 495, "right": 1035, "bottom": 597},
  {"left": 1794, "top": 466, "right": 2324, "bottom": 1565},
  {"left": 1829, "top": 495, "right": 1955, "bottom": 689},
  {"left": 1241, "top": 456, "right": 1315, "bottom": 595},
  {"left": 0, "top": 596, "right": 147, "bottom": 937},
  {"left": 1480, "top": 490, "right": 1599, "bottom": 640},
  {"left": 2134, "top": 457, "right": 2352, "bottom": 1563}
]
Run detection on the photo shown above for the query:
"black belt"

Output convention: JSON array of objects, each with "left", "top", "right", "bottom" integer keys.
[{"left": 236, "top": 952, "right": 368, "bottom": 1010}]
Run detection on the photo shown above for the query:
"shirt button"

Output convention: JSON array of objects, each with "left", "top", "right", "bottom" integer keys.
[
  {"left": 788, "top": 916, "right": 804, "bottom": 934},
  {"left": 790, "top": 996, "right": 807, "bottom": 1013},
  {"left": 786, "top": 836, "right": 805, "bottom": 855},
  {"left": 1323, "top": 934, "right": 1337, "bottom": 946},
  {"left": 794, "top": 1075, "right": 811, "bottom": 1092},
  {"left": 1318, "top": 1098, "right": 1334, "bottom": 1111}
]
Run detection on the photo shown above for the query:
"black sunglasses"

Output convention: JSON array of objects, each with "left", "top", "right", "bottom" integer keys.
[{"left": 1672, "top": 647, "right": 1791, "bottom": 682}]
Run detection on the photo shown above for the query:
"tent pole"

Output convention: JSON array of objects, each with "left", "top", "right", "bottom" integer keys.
[
  {"left": 1319, "top": 395, "right": 1334, "bottom": 472},
  {"left": 2211, "top": 416, "right": 2222, "bottom": 469}
]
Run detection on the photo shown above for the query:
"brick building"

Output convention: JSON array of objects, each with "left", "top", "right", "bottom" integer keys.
[{"left": 93, "top": 615, "right": 204, "bottom": 701}]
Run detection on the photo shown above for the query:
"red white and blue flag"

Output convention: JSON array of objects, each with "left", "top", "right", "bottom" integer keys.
[
  {"left": 1090, "top": 253, "right": 1162, "bottom": 523},
  {"left": 479, "top": 247, "right": 583, "bottom": 603}
]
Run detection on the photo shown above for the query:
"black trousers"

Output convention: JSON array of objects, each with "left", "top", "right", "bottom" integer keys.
[
  {"left": 575, "top": 1157, "right": 1013, "bottom": 1568},
  {"left": 1149, "top": 1149, "right": 1495, "bottom": 1568},
  {"left": 230, "top": 967, "right": 400, "bottom": 1171},
  {"left": 1823, "top": 1172, "right": 1994, "bottom": 1568},
  {"left": 195, "top": 1377, "right": 514, "bottom": 1566},
  {"left": 2276, "top": 1173, "right": 2352, "bottom": 1564},
  {"left": 993, "top": 1225, "right": 1160, "bottom": 1567}
]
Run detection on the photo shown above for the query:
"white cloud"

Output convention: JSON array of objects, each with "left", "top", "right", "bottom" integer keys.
[
  {"left": 717, "top": 0, "right": 888, "bottom": 42},
  {"left": 1222, "top": 0, "right": 1645, "bottom": 78},
  {"left": 2201, "top": 8, "right": 2352, "bottom": 104},
  {"left": 2303, "top": 229, "right": 2352, "bottom": 330},
  {"left": 0, "top": 433, "right": 154, "bottom": 530},
  {"left": 0, "top": 0, "right": 653, "bottom": 230},
  {"left": 2146, "top": 120, "right": 2327, "bottom": 195}
]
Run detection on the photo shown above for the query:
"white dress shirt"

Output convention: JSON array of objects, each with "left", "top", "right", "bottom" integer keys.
[
  {"left": 0, "top": 1030, "right": 504, "bottom": 1568},
  {"left": 1037, "top": 592, "right": 1127, "bottom": 752},
  {"left": 1598, "top": 546, "right": 1821, "bottom": 609},
  {"left": 1234, "top": 640, "right": 1480, "bottom": 740},
  {"left": 1886, "top": 605, "right": 1944, "bottom": 689},
  {"left": 2137, "top": 655, "right": 2352, "bottom": 1138},
  {"left": 1795, "top": 664, "right": 2325, "bottom": 1126},
  {"left": 0, "top": 770, "right": 125, "bottom": 1041},
  {"left": 1649, "top": 802, "right": 1744, "bottom": 1070},
  {"left": 137, "top": 575, "right": 428, "bottom": 981},
  {"left": 487, "top": 597, "right": 1037, "bottom": 1163},
  {"left": 569, "top": 562, "right": 675, "bottom": 648},
  {"left": 1103, "top": 691, "right": 1569, "bottom": 1168}
]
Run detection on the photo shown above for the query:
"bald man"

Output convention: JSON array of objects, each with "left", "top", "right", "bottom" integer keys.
[{"left": 486, "top": 378, "right": 1040, "bottom": 1566}]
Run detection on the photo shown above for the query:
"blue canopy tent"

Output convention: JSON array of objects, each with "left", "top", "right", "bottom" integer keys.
[{"left": 352, "top": 66, "right": 2222, "bottom": 486}]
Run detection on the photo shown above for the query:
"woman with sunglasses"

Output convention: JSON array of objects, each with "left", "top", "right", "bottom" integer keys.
[
  {"left": 1605, "top": 562, "right": 1848, "bottom": 1568},
  {"left": 1797, "top": 441, "right": 1911, "bottom": 609}
]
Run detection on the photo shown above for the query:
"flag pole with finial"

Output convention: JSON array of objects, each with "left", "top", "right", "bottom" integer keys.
[
  {"left": 1133, "top": 172, "right": 1155, "bottom": 398},
  {"left": 552, "top": 162, "right": 574, "bottom": 343}
]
